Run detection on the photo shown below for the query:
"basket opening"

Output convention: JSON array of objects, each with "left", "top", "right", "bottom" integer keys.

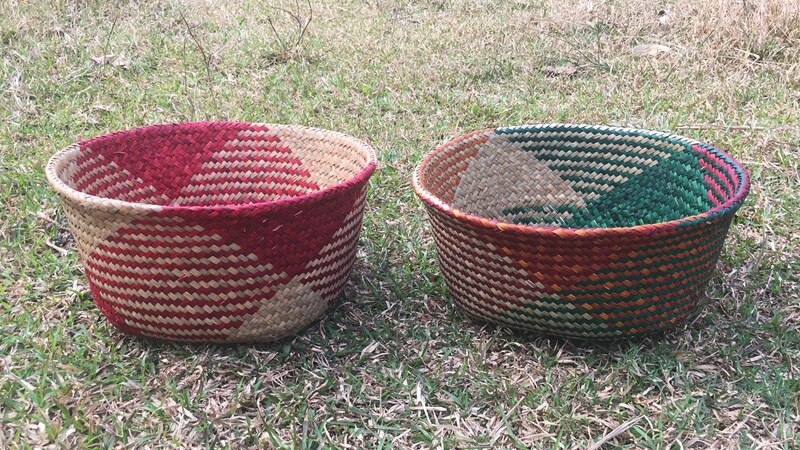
[
  {"left": 418, "top": 126, "right": 745, "bottom": 229},
  {"left": 53, "top": 122, "right": 374, "bottom": 208}
]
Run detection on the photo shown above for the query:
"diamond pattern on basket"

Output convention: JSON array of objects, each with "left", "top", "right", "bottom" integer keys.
[
  {"left": 46, "top": 122, "right": 376, "bottom": 342},
  {"left": 413, "top": 124, "right": 749, "bottom": 339}
]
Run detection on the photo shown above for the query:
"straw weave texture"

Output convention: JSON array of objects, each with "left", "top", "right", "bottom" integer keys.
[
  {"left": 413, "top": 124, "right": 749, "bottom": 339},
  {"left": 46, "top": 122, "right": 376, "bottom": 342}
]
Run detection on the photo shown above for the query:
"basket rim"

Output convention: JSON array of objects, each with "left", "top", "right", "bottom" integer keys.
[
  {"left": 412, "top": 123, "right": 750, "bottom": 237},
  {"left": 45, "top": 121, "right": 377, "bottom": 215}
]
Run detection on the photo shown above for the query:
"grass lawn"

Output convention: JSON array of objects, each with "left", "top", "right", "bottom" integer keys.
[{"left": 1, "top": 0, "right": 798, "bottom": 448}]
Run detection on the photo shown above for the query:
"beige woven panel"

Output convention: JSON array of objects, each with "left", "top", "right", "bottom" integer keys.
[{"left": 452, "top": 134, "right": 585, "bottom": 222}]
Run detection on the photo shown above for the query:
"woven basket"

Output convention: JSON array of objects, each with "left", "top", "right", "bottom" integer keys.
[
  {"left": 413, "top": 124, "right": 749, "bottom": 339},
  {"left": 46, "top": 122, "right": 376, "bottom": 342}
]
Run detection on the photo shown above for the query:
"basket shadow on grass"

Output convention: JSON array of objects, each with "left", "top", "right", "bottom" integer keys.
[
  {"left": 444, "top": 298, "right": 714, "bottom": 360},
  {"left": 104, "top": 288, "right": 361, "bottom": 352},
  {"left": 90, "top": 247, "right": 750, "bottom": 399},
  {"left": 415, "top": 260, "right": 757, "bottom": 366},
  {"left": 104, "top": 272, "right": 724, "bottom": 366},
  {"left": 71, "top": 252, "right": 793, "bottom": 449},
  {"left": 423, "top": 259, "right": 789, "bottom": 382}
]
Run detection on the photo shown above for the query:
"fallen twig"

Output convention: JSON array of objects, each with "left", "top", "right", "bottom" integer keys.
[
  {"left": 45, "top": 239, "right": 69, "bottom": 256},
  {"left": 266, "top": 0, "right": 313, "bottom": 56},
  {"left": 35, "top": 211, "right": 70, "bottom": 232}
]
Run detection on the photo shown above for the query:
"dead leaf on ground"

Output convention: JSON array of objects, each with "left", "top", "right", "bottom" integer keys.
[
  {"left": 91, "top": 104, "right": 115, "bottom": 113},
  {"left": 90, "top": 53, "right": 130, "bottom": 69},
  {"left": 77, "top": 112, "right": 99, "bottom": 125},
  {"left": 631, "top": 44, "right": 671, "bottom": 57},
  {"left": 90, "top": 54, "right": 114, "bottom": 64},
  {"left": 112, "top": 54, "right": 131, "bottom": 69},
  {"left": 540, "top": 63, "right": 578, "bottom": 77}
]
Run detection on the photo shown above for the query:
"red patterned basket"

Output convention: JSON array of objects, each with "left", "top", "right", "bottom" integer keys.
[
  {"left": 46, "top": 122, "right": 376, "bottom": 342},
  {"left": 412, "top": 124, "right": 749, "bottom": 339}
]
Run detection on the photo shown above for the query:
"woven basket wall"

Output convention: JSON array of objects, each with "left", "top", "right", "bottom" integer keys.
[
  {"left": 413, "top": 124, "right": 749, "bottom": 339},
  {"left": 46, "top": 122, "right": 376, "bottom": 342}
]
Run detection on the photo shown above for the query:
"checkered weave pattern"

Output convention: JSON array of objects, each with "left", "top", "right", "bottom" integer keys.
[
  {"left": 412, "top": 124, "right": 749, "bottom": 339},
  {"left": 46, "top": 122, "right": 376, "bottom": 342}
]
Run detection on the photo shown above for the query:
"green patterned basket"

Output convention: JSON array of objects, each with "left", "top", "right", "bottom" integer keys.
[{"left": 413, "top": 124, "right": 750, "bottom": 339}]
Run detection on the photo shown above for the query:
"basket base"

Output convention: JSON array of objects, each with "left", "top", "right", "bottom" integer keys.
[{"left": 452, "top": 296, "right": 707, "bottom": 341}]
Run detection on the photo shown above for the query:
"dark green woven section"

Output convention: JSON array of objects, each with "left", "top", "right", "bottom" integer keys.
[
  {"left": 497, "top": 127, "right": 712, "bottom": 228},
  {"left": 497, "top": 124, "right": 668, "bottom": 141},
  {"left": 419, "top": 125, "right": 749, "bottom": 339},
  {"left": 563, "top": 149, "right": 710, "bottom": 227}
]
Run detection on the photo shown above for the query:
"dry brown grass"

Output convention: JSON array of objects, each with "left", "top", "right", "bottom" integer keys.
[{"left": 0, "top": 0, "right": 798, "bottom": 448}]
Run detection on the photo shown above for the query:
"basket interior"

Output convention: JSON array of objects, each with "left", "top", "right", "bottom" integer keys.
[
  {"left": 53, "top": 122, "right": 373, "bottom": 207},
  {"left": 419, "top": 125, "right": 745, "bottom": 228}
]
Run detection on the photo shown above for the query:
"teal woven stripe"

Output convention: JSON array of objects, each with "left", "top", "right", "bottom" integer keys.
[
  {"left": 694, "top": 143, "right": 747, "bottom": 183},
  {"left": 536, "top": 160, "right": 648, "bottom": 181},
  {"left": 516, "top": 135, "right": 682, "bottom": 159},
  {"left": 496, "top": 124, "right": 676, "bottom": 143},
  {"left": 705, "top": 171, "right": 729, "bottom": 204},
  {"left": 503, "top": 146, "right": 711, "bottom": 228},
  {"left": 497, "top": 125, "right": 697, "bottom": 165},
  {"left": 531, "top": 154, "right": 653, "bottom": 176},
  {"left": 498, "top": 285, "right": 704, "bottom": 331}
]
